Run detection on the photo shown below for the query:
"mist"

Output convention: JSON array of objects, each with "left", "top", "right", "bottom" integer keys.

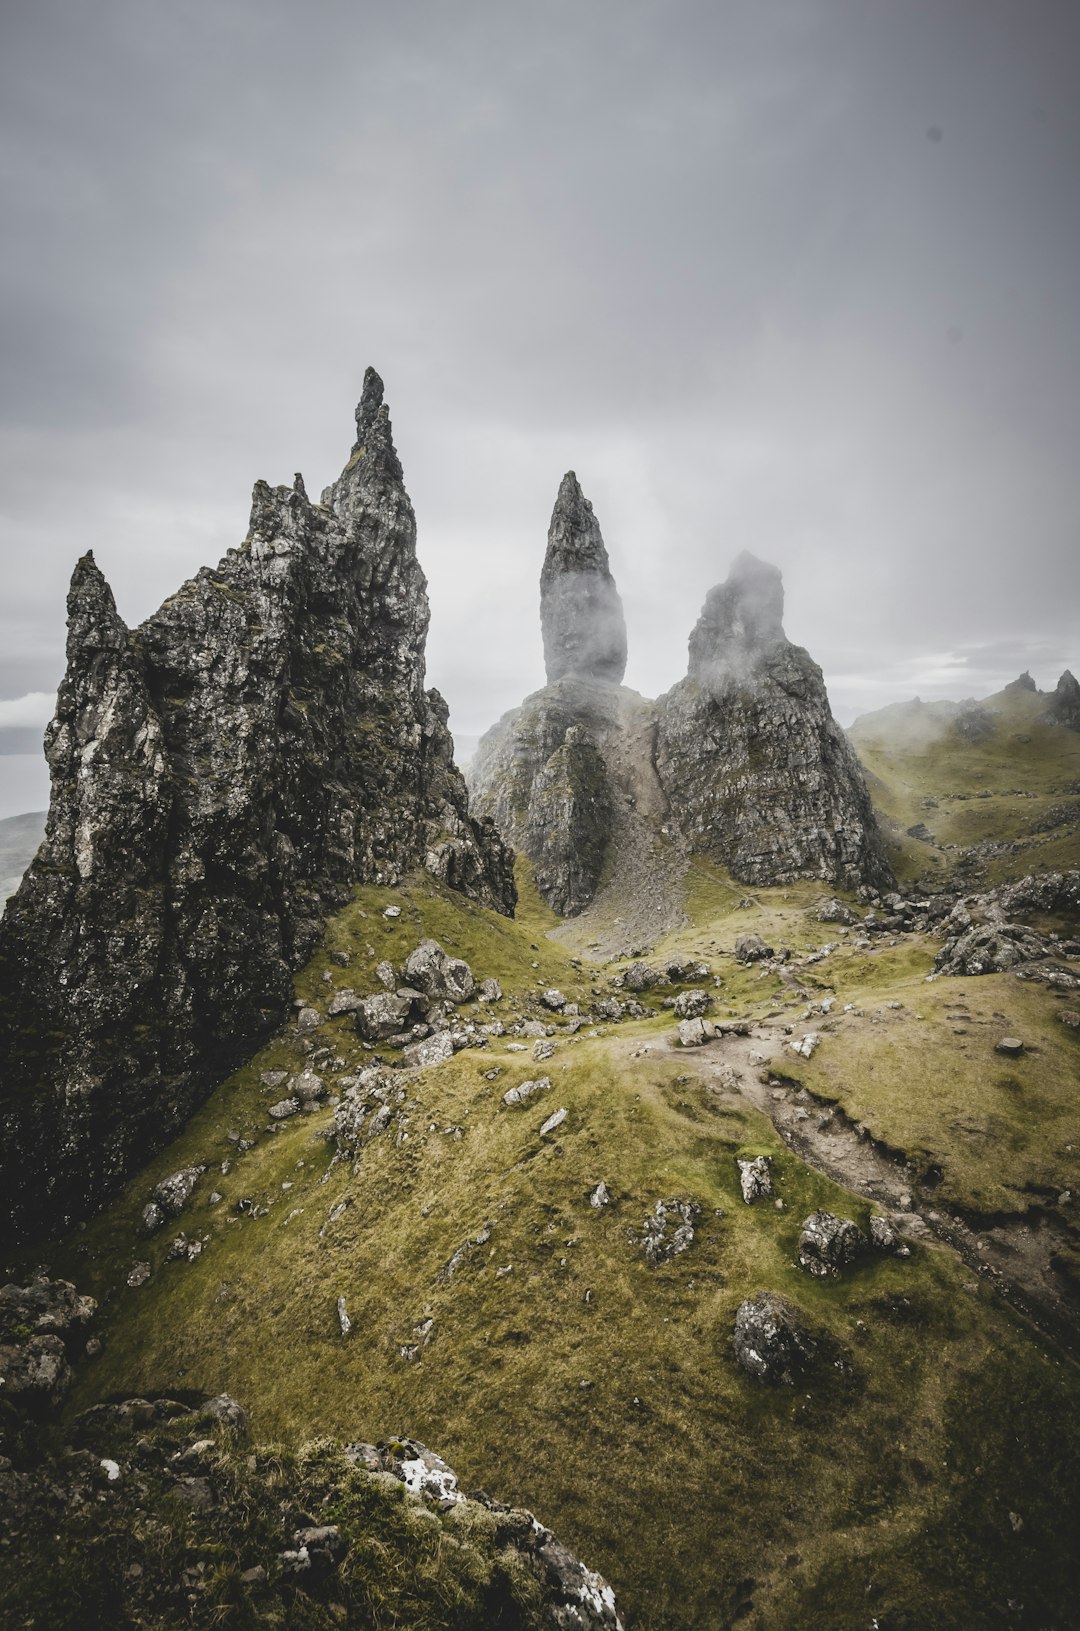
[{"left": 2, "top": 0, "right": 1078, "bottom": 794}]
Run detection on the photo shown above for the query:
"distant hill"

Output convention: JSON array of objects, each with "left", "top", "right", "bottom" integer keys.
[{"left": 849, "top": 681, "right": 1080, "bottom": 888}]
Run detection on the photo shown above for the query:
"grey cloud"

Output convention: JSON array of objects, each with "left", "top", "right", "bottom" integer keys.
[{"left": 1, "top": 0, "right": 1078, "bottom": 765}]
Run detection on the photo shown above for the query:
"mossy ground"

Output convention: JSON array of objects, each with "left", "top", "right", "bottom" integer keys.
[{"left": 12, "top": 858, "right": 1080, "bottom": 1630}]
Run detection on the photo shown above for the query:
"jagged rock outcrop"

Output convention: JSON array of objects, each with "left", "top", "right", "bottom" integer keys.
[
  {"left": 1004, "top": 671, "right": 1038, "bottom": 694},
  {"left": 654, "top": 552, "right": 893, "bottom": 891},
  {"left": 540, "top": 472, "right": 627, "bottom": 685},
  {"left": 0, "top": 369, "right": 514, "bottom": 1243},
  {"left": 1047, "top": 669, "right": 1080, "bottom": 731}
]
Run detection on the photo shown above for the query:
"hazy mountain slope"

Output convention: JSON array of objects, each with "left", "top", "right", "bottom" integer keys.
[
  {"left": 850, "top": 685, "right": 1080, "bottom": 888},
  {"left": 12, "top": 864, "right": 1079, "bottom": 1631}
]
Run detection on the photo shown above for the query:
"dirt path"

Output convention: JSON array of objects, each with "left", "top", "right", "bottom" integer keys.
[{"left": 648, "top": 1021, "right": 1080, "bottom": 1363}]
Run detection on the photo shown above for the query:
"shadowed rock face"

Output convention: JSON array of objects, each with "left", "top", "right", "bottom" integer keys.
[
  {"left": 655, "top": 552, "right": 893, "bottom": 892},
  {"left": 0, "top": 369, "right": 515, "bottom": 1244},
  {"left": 1048, "top": 669, "right": 1080, "bottom": 731},
  {"left": 540, "top": 473, "right": 627, "bottom": 685}
]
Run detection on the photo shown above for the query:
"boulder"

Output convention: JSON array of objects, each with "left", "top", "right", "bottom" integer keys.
[
  {"left": 732, "top": 1292, "right": 813, "bottom": 1384},
  {"left": 798, "top": 1210, "right": 865, "bottom": 1277},
  {"left": 540, "top": 988, "right": 567, "bottom": 1011},
  {"left": 0, "top": 1333, "right": 72, "bottom": 1412},
  {"left": 734, "top": 934, "right": 774, "bottom": 964},
  {"left": 504, "top": 1076, "right": 550, "bottom": 1107},
  {"left": 403, "top": 1032, "right": 455, "bottom": 1069},
  {"left": 402, "top": 940, "right": 476, "bottom": 1004},
  {"left": 673, "top": 988, "right": 710, "bottom": 1019},
  {"left": 869, "top": 1216, "right": 911, "bottom": 1257},
  {"left": 622, "top": 962, "right": 661, "bottom": 992},
  {"left": 737, "top": 1156, "right": 772, "bottom": 1204},
  {"left": 354, "top": 990, "right": 422, "bottom": 1041}
]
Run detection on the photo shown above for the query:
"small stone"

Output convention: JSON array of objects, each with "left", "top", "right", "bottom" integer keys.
[
  {"left": 798, "top": 1210, "right": 865, "bottom": 1277},
  {"left": 539, "top": 1106, "right": 568, "bottom": 1137},
  {"left": 383, "top": 905, "right": 401, "bottom": 919},
  {"left": 100, "top": 1458, "right": 122, "bottom": 1481},
  {"left": 337, "top": 1296, "right": 352, "bottom": 1336},
  {"left": 737, "top": 1156, "right": 772, "bottom": 1205},
  {"left": 296, "top": 1006, "right": 322, "bottom": 1033},
  {"left": 269, "top": 1097, "right": 301, "bottom": 1120},
  {"left": 588, "top": 1181, "right": 610, "bottom": 1208},
  {"left": 995, "top": 1037, "right": 1025, "bottom": 1056},
  {"left": 127, "top": 1262, "right": 151, "bottom": 1287}
]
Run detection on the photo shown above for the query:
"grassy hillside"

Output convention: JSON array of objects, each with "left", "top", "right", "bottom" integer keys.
[
  {"left": 13, "top": 864, "right": 1080, "bottom": 1631},
  {"left": 850, "top": 687, "right": 1080, "bottom": 886}
]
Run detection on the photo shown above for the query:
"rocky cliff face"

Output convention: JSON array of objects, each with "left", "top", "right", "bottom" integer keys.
[
  {"left": 0, "top": 370, "right": 514, "bottom": 1243},
  {"left": 655, "top": 552, "right": 893, "bottom": 891},
  {"left": 472, "top": 512, "right": 892, "bottom": 929}
]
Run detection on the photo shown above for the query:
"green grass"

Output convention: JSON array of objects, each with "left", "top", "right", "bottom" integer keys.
[{"left": 11, "top": 869, "right": 1077, "bottom": 1631}]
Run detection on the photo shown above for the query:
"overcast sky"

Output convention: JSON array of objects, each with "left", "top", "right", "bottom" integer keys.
[{"left": 2, "top": 0, "right": 1078, "bottom": 816}]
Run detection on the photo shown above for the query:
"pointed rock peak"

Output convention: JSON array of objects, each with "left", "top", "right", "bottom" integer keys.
[
  {"left": 540, "top": 473, "right": 627, "bottom": 685},
  {"left": 688, "top": 553, "right": 787, "bottom": 679},
  {"left": 544, "top": 471, "right": 611, "bottom": 578},
  {"left": 66, "top": 552, "right": 128, "bottom": 651},
  {"left": 342, "top": 365, "right": 403, "bottom": 487},
  {"left": 1055, "top": 668, "right": 1079, "bottom": 698},
  {"left": 1004, "top": 670, "right": 1038, "bottom": 693}
]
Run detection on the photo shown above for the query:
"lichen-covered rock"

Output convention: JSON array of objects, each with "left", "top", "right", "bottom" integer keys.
[
  {"left": 737, "top": 1156, "right": 772, "bottom": 1204},
  {"left": 402, "top": 939, "right": 476, "bottom": 1004},
  {"left": 934, "top": 922, "right": 1047, "bottom": 976},
  {"left": 640, "top": 1198, "right": 699, "bottom": 1265},
  {"left": 654, "top": 553, "right": 893, "bottom": 892},
  {"left": 798, "top": 1210, "right": 865, "bottom": 1277},
  {"left": 0, "top": 369, "right": 514, "bottom": 1244},
  {"left": 673, "top": 988, "right": 710, "bottom": 1019},
  {"left": 0, "top": 1278, "right": 96, "bottom": 1345},
  {"left": 540, "top": 471, "right": 627, "bottom": 686},
  {"left": 734, "top": 933, "right": 773, "bottom": 964},
  {"left": 733, "top": 1292, "right": 813, "bottom": 1384}
]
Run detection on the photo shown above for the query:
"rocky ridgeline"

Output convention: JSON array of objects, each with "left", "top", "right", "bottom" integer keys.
[
  {"left": 471, "top": 487, "right": 892, "bottom": 925},
  {"left": 0, "top": 370, "right": 514, "bottom": 1244},
  {"left": 0, "top": 1280, "right": 622, "bottom": 1631}
]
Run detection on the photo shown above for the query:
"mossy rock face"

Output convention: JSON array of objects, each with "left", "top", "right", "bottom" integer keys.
[{"left": 0, "top": 1393, "right": 620, "bottom": 1631}]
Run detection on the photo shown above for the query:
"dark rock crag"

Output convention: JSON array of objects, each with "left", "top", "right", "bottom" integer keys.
[
  {"left": 0, "top": 370, "right": 514, "bottom": 1243},
  {"left": 1047, "top": 669, "right": 1080, "bottom": 731},
  {"left": 655, "top": 552, "right": 893, "bottom": 892}
]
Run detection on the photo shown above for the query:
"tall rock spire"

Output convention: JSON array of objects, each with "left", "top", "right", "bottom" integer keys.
[
  {"left": 540, "top": 473, "right": 627, "bottom": 685},
  {"left": 1047, "top": 669, "right": 1080, "bottom": 731},
  {"left": 0, "top": 372, "right": 515, "bottom": 1244}
]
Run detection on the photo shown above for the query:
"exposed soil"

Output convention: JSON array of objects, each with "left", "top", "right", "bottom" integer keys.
[{"left": 649, "top": 1020, "right": 1080, "bottom": 1363}]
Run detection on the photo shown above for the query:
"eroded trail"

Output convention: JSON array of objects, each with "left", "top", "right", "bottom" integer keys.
[{"left": 651, "top": 1021, "right": 1080, "bottom": 1363}]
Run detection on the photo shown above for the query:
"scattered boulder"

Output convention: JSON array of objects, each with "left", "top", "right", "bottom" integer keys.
[
  {"left": 354, "top": 990, "right": 423, "bottom": 1041},
  {"left": 995, "top": 1037, "right": 1025, "bottom": 1057},
  {"left": 539, "top": 1106, "right": 568, "bottom": 1137},
  {"left": 678, "top": 1017, "right": 711, "bottom": 1048},
  {"left": 734, "top": 934, "right": 773, "bottom": 964},
  {"left": 737, "top": 1156, "right": 772, "bottom": 1204},
  {"left": 935, "top": 922, "right": 1045, "bottom": 977},
  {"left": 328, "top": 988, "right": 364, "bottom": 1016},
  {"left": 540, "top": 988, "right": 567, "bottom": 1011},
  {"left": 815, "top": 897, "right": 857, "bottom": 925},
  {"left": 0, "top": 1333, "right": 72, "bottom": 1412},
  {"left": 732, "top": 1292, "right": 813, "bottom": 1385},
  {"left": 673, "top": 988, "right": 710, "bottom": 1019},
  {"left": 0, "top": 1278, "right": 96, "bottom": 1346},
  {"left": 503, "top": 1076, "right": 551, "bottom": 1108},
  {"left": 622, "top": 961, "right": 661, "bottom": 992},
  {"left": 478, "top": 976, "right": 502, "bottom": 1003},
  {"left": 402, "top": 940, "right": 476, "bottom": 1004},
  {"left": 640, "top": 1198, "right": 699, "bottom": 1266},
  {"left": 589, "top": 1181, "right": 611, "bottom": 1208},
  {"left": 289, "top": 1069, "right": 325, "bottom": 1103},
  {"left": 142, "top": 1166, "right": 205, "bottom": 1232},
  {"left": 268, "top": 1097, "right": 301, "bottom": 1120},
  {"left": 403, "top": 1031, "right": 455, "bottom": 1069},
  {"left": 789, "top": 1033, "right": 820, "bottom": 1059},
  {"left": 295, "top": 1006, "right": 322, "bottom": 1033},
  {"left": 798, "top": 1210, "right": 865, "bottom": 1277}
]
